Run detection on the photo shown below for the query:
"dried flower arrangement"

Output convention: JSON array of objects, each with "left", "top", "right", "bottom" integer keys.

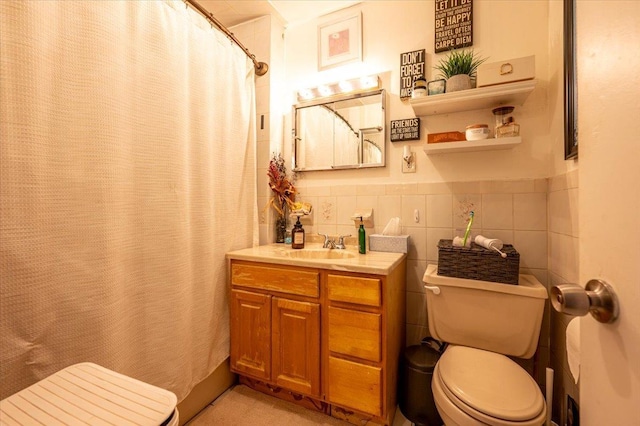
[{"left": 266, "top": 153, "right": 296, "bottom": 216}]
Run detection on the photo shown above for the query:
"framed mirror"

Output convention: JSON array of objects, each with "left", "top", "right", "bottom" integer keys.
[
  {"left": 292, "top": 89, "right": 386, "bottom": 171},
  {"left": 564, "top": 0, "right": 578, "bottom": 159}
]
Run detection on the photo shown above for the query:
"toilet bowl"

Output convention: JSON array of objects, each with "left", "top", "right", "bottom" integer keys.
[
  {"left": 432, "top": 345, "right": 546, "bottom": 426},
  {"left": 422, "top": 264, "right": 549, "bottom": 426}
]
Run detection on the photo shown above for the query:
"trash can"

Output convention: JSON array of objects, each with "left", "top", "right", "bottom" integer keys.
[{"left": 398, "top": 337, "right": 444, "bottom": 426}]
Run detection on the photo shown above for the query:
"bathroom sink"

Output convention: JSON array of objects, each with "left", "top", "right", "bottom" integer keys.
[{"left": 283, "top": 249, "right": 356, "bottom": 260}]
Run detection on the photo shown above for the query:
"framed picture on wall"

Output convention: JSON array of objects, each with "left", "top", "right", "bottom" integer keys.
[
  {"left": 564, "top": 0, "right": 578, "bottom": 159},
  {"left": 318, "top": 12, "right": 362, "bottom": 71}
]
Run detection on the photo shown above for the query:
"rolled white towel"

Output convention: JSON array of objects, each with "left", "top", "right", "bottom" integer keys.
[{"left": 474, "top": 235, "right": 507, "bottom": 258}]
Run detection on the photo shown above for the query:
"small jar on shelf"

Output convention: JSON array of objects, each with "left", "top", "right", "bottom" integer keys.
[{"left": 492, "top": 106, "right": 520, "bottom": 138}]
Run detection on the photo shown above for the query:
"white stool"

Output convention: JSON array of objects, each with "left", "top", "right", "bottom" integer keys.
[{"left": 0, "top": 362, "right": 178, "bottom": 425}]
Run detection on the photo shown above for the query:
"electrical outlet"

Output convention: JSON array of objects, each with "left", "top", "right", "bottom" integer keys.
[
  {"left": 402, "top": 153, "right": 416, "bottom": 173},
  {"left": 567, "top": 395, "right": 580, "bottom": 426}
]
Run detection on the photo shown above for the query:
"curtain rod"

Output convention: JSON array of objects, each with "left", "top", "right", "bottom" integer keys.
[{"left": 184, "top": 0, "right": 269, "bottom": 76}]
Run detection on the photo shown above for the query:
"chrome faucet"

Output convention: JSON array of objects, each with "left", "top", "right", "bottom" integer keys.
[
  {"left": 319, "top": 233, "right": 350, "bottom": 249},
  {"left": 335, "top": 234, "right": 351, "bottom": 250},
  {"left": 319, "top": 233, "right": 336, "bottom": 249}
]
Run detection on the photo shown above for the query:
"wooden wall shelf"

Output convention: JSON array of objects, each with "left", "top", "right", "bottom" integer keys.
[{"left": 409, "top": 80, "right": 537, "bottom": 116}]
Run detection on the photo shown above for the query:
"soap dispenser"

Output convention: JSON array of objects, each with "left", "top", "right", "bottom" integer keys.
[
  {"left": 358, "top": 216, "right": 366, "bottom": 254},
  {"left": 291, "top": 215, "right": 305, "bottom": 249}
]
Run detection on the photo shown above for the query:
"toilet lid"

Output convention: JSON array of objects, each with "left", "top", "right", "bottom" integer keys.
[{"left": 438, "top": 346, "right": 544, "bottom": 422}]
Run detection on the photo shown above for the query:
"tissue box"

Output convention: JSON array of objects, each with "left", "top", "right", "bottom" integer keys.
[
  {"left": 437, "top": 239, "right": 520, "bottom": 284},
  {"left": 369, "top": 234, "right": 409, "bottom": 254}
]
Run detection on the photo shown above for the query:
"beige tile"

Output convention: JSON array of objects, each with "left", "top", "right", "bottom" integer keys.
[
  {"left": 480, "top": 229, "right": 514, "bottom": 244},
  {"left": 452, "top": 194, "right": 482, "bottom": 229},
  {"left": 549, "top": 188, "right": 579, "bottom": 237},
  {"left": 404, "top": 227, "right": 427, "bottom": 261},
  {"left": 355, "top": 195, "right": 378, "bottom": 221},
  {"left": 451, "top": 181, "right": 482, "bottom": 194},
  {"left": 375, "top": 195, "right": 402, "bottom": 233},
  {"left": 549, "top": 233, "right": 579, "bottom": 283},
  {"left": 303, "top": 186, "right": 331, "bottom": 197},
  {"left": 317, "top": 196, "right": 337, "bottom": 225},
  {"left": 482, "top": 179, "right": 535, "bottom": 194},
  {"left": 256, "top": 141, "right": 271, "bottom": 174},
  {"left": 406, "top": 291, "right": 428, "bottom": 326},
  {"left": 426, "top": 194, "right": 453, "bottom": 228},
  {"left": 482, "top": 193, "right": 513, "bottom": 229},
  {"left": 336, "top": 196, "right": 357, "bottom": 225},
  {"left": 514, "top": 230, "right": 548, "bottom": 269},
  {"left": 401, "top": 195, "right": 426, "bottom": 228},
  {"left": 330, "top": 185, "right": 357, "bottom": 196},
  {"left": 258, "top": 224, "right": 269, "bottom": 245},
  {"left": 548, "top": 169, "right": 578, "bottom": 193},
  {"left": 534, "top": 178, "right": 548, "bottom": 193},
  {"left": 406, "top": 259, "right": 428, "bottom": 293},
  {"left": 336, "top": 224, "right": 355, "bottom": 238},
  {"left": 426, "top": 228, "right": 453, "bottom": 263},
  {"left": 514, "top": 192, "right": 547, "bottom": 231},
  {"left": 316, "top": 223, "right": 337, "bottom": 236},
  {"left": 417, "top": 182, "right": 453, "bottom": 195},
  {"left": 256, "top": 84, "right": 270, "bottom": 114},
  {"left": 386, "top": 183, "right": 418, "bottom": 195},
  {"left": 356, "top": 184, "right": 385, "bottom": 196}
]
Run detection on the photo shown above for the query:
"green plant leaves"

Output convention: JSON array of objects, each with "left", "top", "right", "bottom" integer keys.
[{"left": 434, "top": 49, "right": 488, "bottom": 79}]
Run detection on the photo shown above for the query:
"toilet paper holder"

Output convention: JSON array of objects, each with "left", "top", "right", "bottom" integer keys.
[{"left": 550, "top": 279, "right": 619, "bottom": 323}]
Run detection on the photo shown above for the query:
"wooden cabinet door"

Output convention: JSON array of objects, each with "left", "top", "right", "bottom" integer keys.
[
  {"left": 272, "top": 297, "right": 321, "bottom": 397},
  {"left": 328, "top": 356, "right": 382, "bottom": 416},
  {"left": 230, "top": 289, "right": 271, "bottom": 381},
  {"left": 328, "top": 307, "right": 381, "bottom": 362}
]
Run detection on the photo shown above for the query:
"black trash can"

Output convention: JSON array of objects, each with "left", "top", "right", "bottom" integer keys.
[{"left": 398, "top": 338, "right": 444, "bottom": 426}]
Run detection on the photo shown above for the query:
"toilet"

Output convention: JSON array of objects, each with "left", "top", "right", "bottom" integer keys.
[{"left": 423, "top": 264, "right": 548, "bottom": 426}]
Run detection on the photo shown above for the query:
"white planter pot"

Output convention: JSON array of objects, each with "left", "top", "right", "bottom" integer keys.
[{"left": 446, "top": 74, "right": 472, "bottom": 92}]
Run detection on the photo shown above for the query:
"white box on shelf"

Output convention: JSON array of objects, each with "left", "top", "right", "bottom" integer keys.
[
  {"left": 477, "top": 55, "right": 535, "bottom": 88},
  {"left": 369, "top": 234, "right": 409, "bottom": 254}
]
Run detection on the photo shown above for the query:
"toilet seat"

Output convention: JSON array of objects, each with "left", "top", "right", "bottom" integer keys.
[
  {"left": 0, "top": 362, "right": 178, "bottom": 425},
  {"left": 434, "top": 346, "right": 546, "bottom": 426}
]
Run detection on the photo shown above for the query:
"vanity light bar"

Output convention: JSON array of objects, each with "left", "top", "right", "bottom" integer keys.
[{"left": 297, "top": 75, "right": 380, "bottom": 102}]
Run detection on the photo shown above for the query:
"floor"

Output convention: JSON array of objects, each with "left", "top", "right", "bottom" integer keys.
[{"left": 186, "top": 385, "right": 412, "bottom": 426}]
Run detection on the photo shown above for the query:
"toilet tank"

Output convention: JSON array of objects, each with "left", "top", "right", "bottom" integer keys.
[{"left": 423, "top": 264, "right": 548, "bottom": 358}]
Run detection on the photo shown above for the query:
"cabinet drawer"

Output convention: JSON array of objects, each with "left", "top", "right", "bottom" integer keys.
[
  {"left": 327, "top": 274, "right": 381, "bottom": 307},
  {"left": 232, "top": 263, "right": 319, "bottom": 297},
  {"left": 328, "top": 307, "right": 381, "bottom": 362},
  {"left": 328, "top": 356, "right": 382, "bottom": 416}
]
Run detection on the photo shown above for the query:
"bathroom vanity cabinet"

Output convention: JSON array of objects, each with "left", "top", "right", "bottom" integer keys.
[
  {"left": 230, "top": 262, "right": 321, "bottom": 397},
  {"left": 227, "top": 245, "right": 406, "bottom": 426}
]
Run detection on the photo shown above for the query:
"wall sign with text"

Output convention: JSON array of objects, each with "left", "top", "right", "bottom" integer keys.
[
  {"left": 435, "top": 0, "right": 473, "bottom": 53},
  {"left": 390, "top": 118, "right": 421, "bottom": 142},
  {"left": 399, "top": 49, "right": 426, "bottom": 100}
]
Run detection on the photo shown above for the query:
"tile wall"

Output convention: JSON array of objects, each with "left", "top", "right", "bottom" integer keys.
[{"left": 548, "top": 169, "right": 580, "bottom": 425}]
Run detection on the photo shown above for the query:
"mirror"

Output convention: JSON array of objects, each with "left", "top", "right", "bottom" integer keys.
[{"left": 293, "top": 89, "right": 386, "bottom": 171}]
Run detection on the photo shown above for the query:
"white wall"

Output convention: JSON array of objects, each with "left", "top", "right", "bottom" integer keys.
[{"left": 281, "top": 0, "right": 557, "bottom": 186}]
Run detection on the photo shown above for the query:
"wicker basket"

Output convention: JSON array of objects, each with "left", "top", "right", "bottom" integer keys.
[{"left": 437, "top": 239, "right": 520, "bottom": 285}]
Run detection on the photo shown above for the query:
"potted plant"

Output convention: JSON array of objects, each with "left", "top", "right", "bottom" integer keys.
[{"left": 434, "top": 49, "right": 488, "bottom": 93}]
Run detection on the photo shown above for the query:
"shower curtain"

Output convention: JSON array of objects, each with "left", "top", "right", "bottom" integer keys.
[{"left": 0, "top": 0, "right": 257, "bottom": 401}]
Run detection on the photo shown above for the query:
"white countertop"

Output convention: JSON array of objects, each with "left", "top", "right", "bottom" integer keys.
[{"left": 226, "top": 243, "right": 406, "bottom": 275}]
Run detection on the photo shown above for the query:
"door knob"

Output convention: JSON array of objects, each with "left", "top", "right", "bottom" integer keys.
[{"left": 550, "top": 279, "right": 619, "bottom": 323}]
